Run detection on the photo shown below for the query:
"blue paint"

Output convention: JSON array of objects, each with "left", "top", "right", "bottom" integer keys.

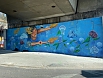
[{"left": 6, "top": 17, "right": 103, "bottom": 58}]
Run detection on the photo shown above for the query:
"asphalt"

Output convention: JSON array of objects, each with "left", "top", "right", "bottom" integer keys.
[
  {"left": 0, "top": 50, "right": 103, "bottom": 69},
  {"left": 1, "top": 66, "right": 103, "bottom": 78}
]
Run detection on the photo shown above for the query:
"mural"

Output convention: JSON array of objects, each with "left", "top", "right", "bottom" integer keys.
[{"left": 6, "top": 17, "right": 103, "bottom": 58}]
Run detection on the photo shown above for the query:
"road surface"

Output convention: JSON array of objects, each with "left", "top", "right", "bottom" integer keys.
[{"left": 0, "top": 66, "right": 103, "bottom": 78}]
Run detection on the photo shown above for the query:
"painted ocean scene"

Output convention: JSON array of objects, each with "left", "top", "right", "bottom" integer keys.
[{"left": 6, "top": 17, "right": 103, "bottom": 58}]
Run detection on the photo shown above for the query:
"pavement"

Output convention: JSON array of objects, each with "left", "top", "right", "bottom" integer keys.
[
  {"left": 1, "top": 66, "right": 103, "bottom": 78},
  {"left": 0, "top": 50, "right": 103, "bottom": 69}
]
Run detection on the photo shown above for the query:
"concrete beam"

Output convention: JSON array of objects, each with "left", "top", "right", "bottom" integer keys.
[
  {"left": 69, "top": 0, "right": 77, "bottom": 11},
  {"left": 28, "top": 8, "right": 103, "bottom": 26}
]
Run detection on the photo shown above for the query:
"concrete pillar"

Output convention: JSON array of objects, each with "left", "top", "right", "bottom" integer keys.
[
  {"left": 69, "top": 0, "right": 77, "bottom": 11},
  {"left": 3, "top": 29, "right": 6, "bottom": 49},
  {"left": 102, "top": 16, "right": 103, "bottom": 26}
]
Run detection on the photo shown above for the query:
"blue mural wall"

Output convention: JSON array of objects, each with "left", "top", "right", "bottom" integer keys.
[{"left": 6, "top": 17, "right": 103, "bottom": 58}]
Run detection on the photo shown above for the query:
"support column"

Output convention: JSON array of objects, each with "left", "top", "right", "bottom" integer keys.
[{"left": 3, "top": 29, "right": 6, "bottom": 49}]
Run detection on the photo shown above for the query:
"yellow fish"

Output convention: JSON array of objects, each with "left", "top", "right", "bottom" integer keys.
[
  {"left": 26, "top": 27, "right": 33, "bottom": 34},
  {"left": 48, "top": 37, "right": 58, "bottom": 43},
  {"left": 49, "top": 23, "right": 58, "bottom": 28},
  {"left": 14, "top": 28, "right": 20, "bottom": 34}
]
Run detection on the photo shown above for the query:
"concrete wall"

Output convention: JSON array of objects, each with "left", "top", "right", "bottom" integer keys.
[
  {"left": 77, "top": 0, "right": 98, "bottom": 12},
  {"left": 77, "top": 0, "right": 103, "bottom": 12},
  {"left": 28, "top": 9, "right": 103, "bottom": 26},
  {"left": 6, "top": 17, "right": 103, "bottom": 58},
  {"left": 7, "top": 15, "right": 28, "bottom": 28}
]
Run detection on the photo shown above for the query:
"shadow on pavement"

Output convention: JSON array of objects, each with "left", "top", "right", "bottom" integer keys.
[
  {"left": 0, "top": 49, "right": 19, "bottom": 54},
  {"left": 81, "top": 70, "right": 103, "bottom": 78}
]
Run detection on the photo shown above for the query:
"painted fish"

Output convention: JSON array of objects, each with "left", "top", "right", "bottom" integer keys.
[
  {"left": 14, "top": 28, "right": 20, "bottom": 34},
  {"left": 48, "top": 37, "right": 58, "bottom": 43},
  {"left": 49, "top": 23, "right": 58, "bottom": 28},
  {"left": 26, "top": 27, "right": 33, "bottom": 34}
]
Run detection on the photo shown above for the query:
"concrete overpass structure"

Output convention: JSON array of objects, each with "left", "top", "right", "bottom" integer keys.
[
  {"left": 0, "top": 0, "right": 77, "bottom": 21},
  {"left": 0, "top": 0, "right": 103, "bottom": 28}
]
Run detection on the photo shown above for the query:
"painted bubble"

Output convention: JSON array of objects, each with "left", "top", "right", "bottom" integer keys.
[
  {"left": 27, "top": 41, "right": 31, "bottom": 46},
  {"left": 70, "top": 38, "right": 73, "bottom": 41},
  {"left": 90, "top": 46, "right": 99, "bottom": 54},
  {"left": 69, "top": 47, "right": 75, "bottom": 52},
  {"left": 59, "top": 25, "right": 66, "bottom": 35},
  {"left": 67, "top": 43, "right": 70, "bottom": 45},
  {"left": 53, "top": 50, "right": 56, "bottom": 52},
  {"left": 79, "top": 38, "right": 84, "bottom": 43},
  {"left": 97, "top": 42, "right": 103, "bottom": 48},
  {"left": 24, "top": 44, "right": 29, "bottom": 49},
  {"left": 11, "top": 37, "right": 14, "bottom": 40},
  {"left": 20, "top": 33, "right": 28, "bottom": 39},
  {"left": 89, "top": 30, "right": 98, "bottom": 38}
]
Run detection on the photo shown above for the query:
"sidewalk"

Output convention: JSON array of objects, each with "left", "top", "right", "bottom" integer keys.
[{"left": 0, "top": 50, "right": 103, "bottom": 69}]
